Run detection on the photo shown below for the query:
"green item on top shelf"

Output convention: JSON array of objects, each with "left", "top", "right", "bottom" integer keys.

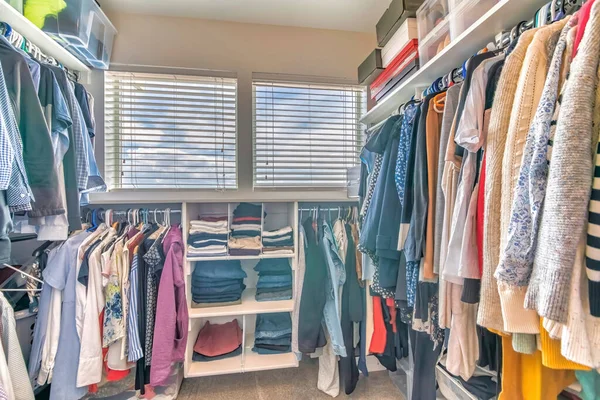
[{"left": 24, "top": 0, "right": 66, "bottom": 29}]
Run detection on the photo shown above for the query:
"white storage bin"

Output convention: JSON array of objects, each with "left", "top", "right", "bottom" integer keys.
[
  {"left": 417, "top": 0, "right": 451, "bottom": 65},
  {"left": 24, "top": 0, "right": 117, "bottom": 68},
  {"left": 382, "top": 18, "right": 419, "bottom": 67},
  {"left": 449, "top": 0, "right": 499, "bottom": 39},
  {"left": 418, "top": 15, "right": 450, "bottom": 66}
]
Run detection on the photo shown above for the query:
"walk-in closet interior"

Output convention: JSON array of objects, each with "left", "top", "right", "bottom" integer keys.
[{"left": 0, "top": 0, "right": 599, "bottom": 399}]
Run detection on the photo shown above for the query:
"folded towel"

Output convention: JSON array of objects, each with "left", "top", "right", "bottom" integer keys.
[
  {"left": 262, "top": 226, "right": 293, "bottom": 238},
  {"left": 190, "top": 219, "right": 228, "bottom": 229},
  {"left": 192, "top": 216, "right": 228, "bottom": 222},
  {"left": 230, "top": 224, "right": 262, "bottom": 231},
  {"left": 188, "top": 232, "right": 228, "bottom": 242},
  {"left": 187, "top": 245, "right": 228, "bottom": 253},
  {"left": 262, "top": 238, "right": 294, "bottom": 247},
  {"left": 188, "top": 239, "right": 228, "bottom": 248},
  {"left": 231, "top": 230, "right": 262, "bottom": 238},
  {"left": 262, "top": 247, "right": 294, "bottom": 254},
  {"left": 228, "top": 236, "right": 262, "bottom": 249},
  {"left": 232, "top": 217, "right": 261, "bottom": 224}
]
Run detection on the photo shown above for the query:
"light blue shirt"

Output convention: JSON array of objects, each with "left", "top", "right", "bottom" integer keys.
[
  {"left": 320, "top": 219, "right": 346, "bottom": 357},
  {"left": 43, "top": 231, "right": 91, "bottom": 400}
]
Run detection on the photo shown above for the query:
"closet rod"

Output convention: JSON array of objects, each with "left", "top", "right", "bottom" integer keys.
[{"left": 0, "top": 22, "right": 80, "bottom": 81}]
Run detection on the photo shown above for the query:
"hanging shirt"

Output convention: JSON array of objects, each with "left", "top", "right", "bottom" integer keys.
[
  {"left": 0, "top": 293, "right": 34, "bottom": 400},
  {"left": 44, "top": 231, "right": 91, "bottom": 400},
  {"left": 444, "top": 54, "right": 505, "bottom": 284},
  {"left": 0, "top": 36, "right": 62, "bottom": 218}
]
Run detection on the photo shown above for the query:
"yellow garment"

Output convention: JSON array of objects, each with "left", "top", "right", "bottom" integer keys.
[
  {"left": 499, "top": 336, "right": 576, "bottom": 400},
  {"left": 539, "top": 320, "right": 590, "bottom": 371},
  {"left": 24, "top": 0, "right": 67, "bottom": 29}
]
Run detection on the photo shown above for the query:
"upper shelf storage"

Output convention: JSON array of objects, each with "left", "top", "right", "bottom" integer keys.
[
  {"left": 360, "top": 0, "right": 550, "bottom": 126},
  {"left": 0, "top": 0, "right": 90, "bottom": 71}
]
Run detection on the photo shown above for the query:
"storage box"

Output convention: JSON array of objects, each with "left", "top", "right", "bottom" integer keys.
[
  {"left": 416, "top": 0, "right": 450, "bottom": 44},
  {"left": 417, "top": 14, "right": 450, "bottom": 66},
  {"left": 370, "top": 39, "right": 419, "bottom": 99},
  {"left": 382, "top": 18, "right": 418, "bottom": 67},
  {"left": 24, "top": 0, "right": 117, "bottom": 69},
  {"left": 374, "top": 59, "right": 419, "bottom": 102},
  {"left": 358, "top": 49, "right": 384, "bottom": 85},
  {"left": 449, "top": 0, "right": 499, "bottom": 39},
  {"left": 376, "top": 0, "right": 425, "bottom": 47}
]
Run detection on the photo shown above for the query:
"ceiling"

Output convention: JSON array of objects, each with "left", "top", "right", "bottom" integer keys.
[{"left": 97, "top": 0, "right": 391, "bottom": 32}]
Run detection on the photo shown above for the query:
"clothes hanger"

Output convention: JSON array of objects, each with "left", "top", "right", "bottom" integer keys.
[{"left": 1, "top": 263, "right": 43, "bottom": 292}]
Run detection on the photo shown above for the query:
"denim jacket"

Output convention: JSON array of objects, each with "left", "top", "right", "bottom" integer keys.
[{"left": 321, "top": 218, "right": 347, "bottom": 357}]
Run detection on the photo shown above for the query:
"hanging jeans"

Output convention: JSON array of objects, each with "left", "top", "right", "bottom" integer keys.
[{"left": 321, "top": 220, "right": 347, "bottom": 357}]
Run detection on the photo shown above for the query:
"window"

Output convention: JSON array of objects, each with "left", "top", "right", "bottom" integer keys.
[
  {"left": 253, "top": 80, "right": 366, "bottom": 188},
  {"left": 105, "top": 71, "right": 237, "bottom": 189}
]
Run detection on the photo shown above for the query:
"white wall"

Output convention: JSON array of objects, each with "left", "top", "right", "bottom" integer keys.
[{"left": 89, "top": 12, "right": 376, "bottom": 203}]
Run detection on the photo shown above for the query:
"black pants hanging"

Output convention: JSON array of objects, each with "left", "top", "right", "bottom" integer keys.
[{"left": 409, "top": 328, "right": 442, "bottom": 400}]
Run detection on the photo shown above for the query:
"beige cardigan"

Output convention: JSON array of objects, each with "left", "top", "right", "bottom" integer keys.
[
  {"left": 477, "top": 28, "right": 540, "bottom": 333},
  {"left": 496, "top": 19, "right": 568, "bottom": 334}
]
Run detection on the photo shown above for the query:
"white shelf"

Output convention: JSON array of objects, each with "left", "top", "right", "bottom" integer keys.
[
  {"left": 0, "top": 1, "right": 90, "bottom": 72},
  {"left": 187, "top": 354, "right": 243, "bottom": 378},
  {"left": 189, "top": 288, "right": 293, "bottom": 318},
  {"left": 243, "top": 335, "right": 298, "bottom": 373},
  {"left": 360, "top": 0, "right": 550, "bottom": 126},
  {"left": 187, "top": 252, "right": 295, "bottom": 262}
]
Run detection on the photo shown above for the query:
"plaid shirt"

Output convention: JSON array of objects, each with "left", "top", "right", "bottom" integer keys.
[{"left": 0, "top": 63, "right": 32, "bottom": 211}]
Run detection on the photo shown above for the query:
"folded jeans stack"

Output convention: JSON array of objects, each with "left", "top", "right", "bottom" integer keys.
[
  {"left": 230, "top": 203, "right": 263, "bottom": 256},
  {"left": 192, "top": 319, "right": 243, "bottom": 362},
  {"left": 262, "top": 226, "right": 294, "bottom": 255},
  {"left": 253, "top": 313, "right": 292, "bottom": 354},
  {"left": 192, "top": 260, "right": 247, "bottom": 307},
  {"left": 254, "top": 258, "right": 293, "bottom": 302},
  {"left": 188, "top": 217, "right": 229, "bottom": 257}
]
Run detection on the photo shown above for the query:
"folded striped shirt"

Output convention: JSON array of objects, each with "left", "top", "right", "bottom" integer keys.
[{"left": 262, "top": 226, "right": 293, "bottom": 238}]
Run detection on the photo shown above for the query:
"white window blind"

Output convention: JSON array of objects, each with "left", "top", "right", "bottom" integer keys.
[
  {"left": 253, "top": 80, "right": 366, "bottom": 188},
  {"left": 105, "top": 71, "right": 237, "bottom": 189}
]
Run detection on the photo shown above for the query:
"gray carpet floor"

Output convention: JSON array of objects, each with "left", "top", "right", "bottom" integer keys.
[{"left": 178, "top": 358, "right": 405, "bottom": 400}]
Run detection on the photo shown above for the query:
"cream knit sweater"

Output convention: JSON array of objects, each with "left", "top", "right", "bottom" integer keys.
[
  {"left": 526, "top": 2, "right": 600, "bottom": 324},
  {"left": 477, "top": 28, "right": 540, "bottom": 332},
  {"left": 495, "top": 20, "right": 568, "bottom": 334}
]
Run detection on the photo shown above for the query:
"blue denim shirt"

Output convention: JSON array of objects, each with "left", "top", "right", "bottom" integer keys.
[{"left": 320, "top": 219, "right": 347, "bottom": 357}]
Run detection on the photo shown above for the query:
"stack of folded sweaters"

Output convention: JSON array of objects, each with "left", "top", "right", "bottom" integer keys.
[
  {"left": 191, "top": 260, "right": 247, "bottom": 307},
  {"left": 254, "top": 258, "right": 293, "bottom": 301},
  {"left": 229, "top": 203, "right": 263, "bottom": 256},
  {"left": 188, "top": 217, "right": 229, "bottom": 257},
  {"left": 192, "top": 319, "right": 243, "bottom": 362},
  {"left": 253, "top": 313, "right": 292, "bottom": 354},
  {"left": 262, "top": 226, "right": 294, "bottom": 254}
]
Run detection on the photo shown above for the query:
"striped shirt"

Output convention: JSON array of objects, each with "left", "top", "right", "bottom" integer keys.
[
  {"left": 127, "top": 253, "right": 144, "bottom": 362},
  {"left": 586, "top": 137, "right": 600, "bottom": 317}
]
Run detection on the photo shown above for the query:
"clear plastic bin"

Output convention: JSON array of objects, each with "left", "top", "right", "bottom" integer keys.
[
  {"left": 24, "top": 0, "right": 116, "bottom": 69},
  {"left": 418, "top": 15, "right": 450, "bottom": 66},
  {"left": 417, "top": 0, "right": 450, "bottom": 43},
  {"left": 417, "top": 0, "right": 451, "bottom": 65},
  {"left": 5, "top": 0, "right": 23, "bottom": 14},
  {"left": 449, "top": 0, "right": 499, "bottom": 39}
]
